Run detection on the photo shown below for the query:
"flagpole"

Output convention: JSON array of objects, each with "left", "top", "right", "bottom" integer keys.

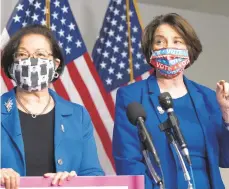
[
  {"left": 133, "top": 0, "right": 143, "bottom": 30},
  {"left": 126, "top": 0, "right": 134, "bottom": 82},
  {"left": 45, "top": 0, "right": 51, "bottom": 28}
]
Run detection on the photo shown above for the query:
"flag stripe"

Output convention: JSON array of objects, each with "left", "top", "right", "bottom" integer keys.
[
  {"left": 74, "top": 57, "right": 114, "bottom": 140},
  {"left": 1, "top": 69, "right": 14, "bottom": 91},
  {"left": 135, "top": 75, "right": 143, "bottom": 82},
  {"left": 57, "top": 69, "right": 83, "bottom": 105},
  {"left": 94, "top": 130, "right": 115, "bottom": 175},
  {"left": 1, "top": 29, "right": 14, "bottom": 93},
  {"left": 111, "top": 88, "right": 119, "bottom": 103},
  {"left": 66, "top": 61, "right": 115, "bottom": 171},
  {"left": 52, "top": 79, "right": 71, "bottom": 101},
  {"left": 0, "top": 28, "right": 10, "bottom": 49},
  {"left": 141, "top": 71, "right": 151, "bottom": 80},
  {"left": 84, "top": 53, "right": 115, "bottom": 120},
  {"left": 1, "top": 76, "right": 8, "bottom": 93}
]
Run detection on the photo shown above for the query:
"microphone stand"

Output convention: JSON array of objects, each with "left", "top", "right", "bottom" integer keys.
[
  {"left": 138, "top": 129, "right": 165, "bottom": 189},
  {"left": 171, "top": 138, "right": 193, "bottom": 189},
  {"left": 159, "top": 121, "right": 193, "bottom": 189}
]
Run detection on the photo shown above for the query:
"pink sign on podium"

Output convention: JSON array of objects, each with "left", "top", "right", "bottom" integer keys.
[{"left": 3, "top": 176, "right": 144, "bottom": 189}]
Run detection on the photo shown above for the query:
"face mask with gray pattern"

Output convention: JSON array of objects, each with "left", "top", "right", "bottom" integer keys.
[{"left": 10, "top": 57, "right": 56, "bottom": 92}]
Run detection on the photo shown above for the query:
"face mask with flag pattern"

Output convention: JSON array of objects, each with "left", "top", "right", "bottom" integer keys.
[{"left": 150, "top": 48, "right": 190, "bottom": 78}]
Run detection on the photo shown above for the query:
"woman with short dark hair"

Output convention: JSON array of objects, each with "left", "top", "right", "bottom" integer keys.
[
  {"left": 1, "top": 25, "right": 65, "bottom": 81},
  {"left": 141, "top": 13, "right": 202, "bottom": 68},
  {"left": 1, "top": 25, "right": 104, "bottom": 189},
  {"left": 113, "top": 13, "right": 229, "bottom": 189}
]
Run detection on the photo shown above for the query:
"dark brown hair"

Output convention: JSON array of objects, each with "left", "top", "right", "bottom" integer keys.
[
  {"left": 141, "top": 13, "right": 202, "bottom": 68},
  {"left": 1, "top": 24, "right": 64, "bottom": 81}
]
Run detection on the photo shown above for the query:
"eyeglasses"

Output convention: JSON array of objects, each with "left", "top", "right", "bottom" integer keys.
[{"left": 13, "top": 49, "right": 53, "bottom": 60}]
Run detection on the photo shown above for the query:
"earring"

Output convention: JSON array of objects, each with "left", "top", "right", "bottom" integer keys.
[{"left": 54, "top": 72, "right": 59, "bottom": 78}]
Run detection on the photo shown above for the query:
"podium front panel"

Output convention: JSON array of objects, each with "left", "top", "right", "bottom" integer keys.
[{"left": 1, "top": 176, "right": 144, "bottom": 189}]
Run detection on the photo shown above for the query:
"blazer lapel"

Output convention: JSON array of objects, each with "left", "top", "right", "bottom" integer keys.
[
  {"left": 184, "top": 77, "right": 216, "bottom": 152},
  {"left": 49, "top": 90, "right": 73, "bottom": 150},
  {"left": 184, "top": 77, "right": 220, "bottom": 188},
  {"left": 145, "top": 76, "right": 177, "bottom": 186},
  {"left": 147, "top": 76, "right": 168, "bottom": 124},
  {"left": 1, "top": 89, "right": 26, "bottom": 174}
]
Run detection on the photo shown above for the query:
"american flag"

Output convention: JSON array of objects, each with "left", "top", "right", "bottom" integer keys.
[
  {"left": 1, "top": 0, "right": 152, "bottom": 175},
  {"left": 92, "top": 0, "right": 151, "bottom": 92}
]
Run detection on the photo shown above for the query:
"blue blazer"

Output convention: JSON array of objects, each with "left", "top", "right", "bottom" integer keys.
[
  {"left": 113, "top": 75, "right": 229, "bottom": 189},
  {"left": 1, "top": 88, "right": 104, "bottom": 176}
]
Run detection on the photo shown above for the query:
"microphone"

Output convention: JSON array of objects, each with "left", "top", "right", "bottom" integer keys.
[
  {"left": 158, "top": 92, "right": 192, "bottom": 165},
  {"left": 126, "top": 102, "right": 161, "bottom": 166}
]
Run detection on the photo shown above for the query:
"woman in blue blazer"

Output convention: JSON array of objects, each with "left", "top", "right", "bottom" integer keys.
[
  {"left": 1, "top": 25, "right": 104, "bottom": 189},
  {"left": 113, "top": 13, "right": 229, "bottom": 189}
]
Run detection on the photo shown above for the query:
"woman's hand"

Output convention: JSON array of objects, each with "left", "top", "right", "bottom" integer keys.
[
  {"left": 44, "top": 171, "right": 77, "bottom": 186},
  {"left": 0, "top": 168, "right": 20, "bottom": 189},
  {"left": 216, "top": 80, "right": 229, "bottom": 122}
]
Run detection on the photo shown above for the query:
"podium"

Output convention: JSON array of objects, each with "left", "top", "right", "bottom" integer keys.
[{"left": 9, "top": 176, "right": 144, "bottom": 188}]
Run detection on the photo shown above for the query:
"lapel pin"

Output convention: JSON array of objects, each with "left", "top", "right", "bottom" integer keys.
[
  {"left": 61, "top": 124, "right": 65, "bottom": 132},
  {"left": 4, "top": 98, "right": 13, "bottom": 112},
  {"left": 157, "top": 106, "right": 164, "bottom": 114}
]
